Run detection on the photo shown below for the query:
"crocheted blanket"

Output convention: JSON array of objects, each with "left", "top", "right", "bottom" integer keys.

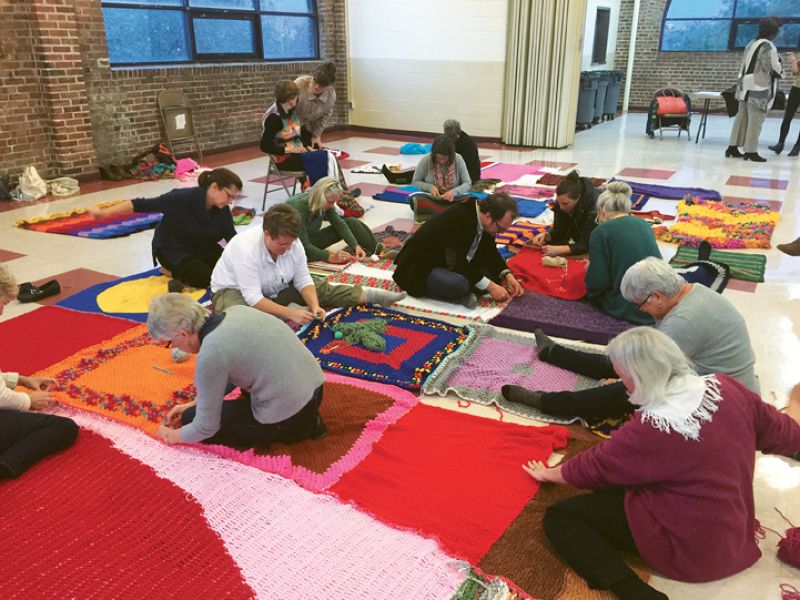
[
  {"left": 480, "top": 162, "right": 547, "bottom": 182},
  {"left": 499, "top": 184, "right": 555, "bottom": 199},
  {"left": 13, "top": 203, "right": 161, "bottom": 238},
  {"left": 654, "top": 196, "right": 780, "bottom": 249},
  {"left": 423, "top": 324, "right": 598, "bottom": 425},
  {"left": 489, "top": 290, "right": 634, "bottom": 345},
  {"left": 507, "top": 247, "right": 588, "bottom": 300},
  {"left": 613, "top": 179, "right": 722, "bottom": 201},
  {"left": 328, "top": 262, "right": 509, "bottom": 323},
  {"left": 1, "top": 426, "right": 255, "bottom": 598},
  {"left": 670, "top": 245, "right": 766, "bottom": 282},
  {"left": 298, "top": 305, "right": 468, "bottom": 390},
  {"left": 331, "top": 403, "right": 569, "bottom": 564},
  {"left": 35, "top": 323, "right": 418, "bottom": 491},
  {"left": 537, "top": 173, "right": 607, "bottom": 187},
  {"left": 495, "top": 220, "right": 551, "bottom": 247},
  {"left": 57, "top": 268, "right": 210, "bottom": 323}
]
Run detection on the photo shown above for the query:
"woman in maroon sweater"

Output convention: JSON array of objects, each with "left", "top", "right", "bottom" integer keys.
[{"left": 525, "top": 327, "right": 800, "bottom": 600}]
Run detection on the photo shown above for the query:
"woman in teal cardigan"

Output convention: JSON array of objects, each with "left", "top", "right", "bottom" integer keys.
[
  {"left": 286, "top": 177, "right": 385, "bottom": 264},
  {"left": 585, "top": 181, "right": 661, "bottom": 324}
]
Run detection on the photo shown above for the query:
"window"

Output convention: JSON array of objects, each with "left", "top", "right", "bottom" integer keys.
[
  {"left": 592, "top": 8, "right": 611, "bottom": 65},
  {"left": 660, "top": 0, "right": 800, "bottom": 52},
  {"left": 101, "top": 0, "right": 318, "bottom": 65}
]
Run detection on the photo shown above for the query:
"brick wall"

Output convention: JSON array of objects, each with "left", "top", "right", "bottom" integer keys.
[
  {"left": 0, "top": 0, "right": 348, "bottom": 180},
  {"left": 615, "top": 0, "right": 791, "bottom": 111}
]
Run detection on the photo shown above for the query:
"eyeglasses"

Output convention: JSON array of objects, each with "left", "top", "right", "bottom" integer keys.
[
  {"left": 637, "top": 293, "right": 652, "bottom": 310},
  {"left": 493, "top": 219, "right": 511, "bottom": 234},
  {"left": 223, "top": 188, "right": 240, "bottom": 201}
]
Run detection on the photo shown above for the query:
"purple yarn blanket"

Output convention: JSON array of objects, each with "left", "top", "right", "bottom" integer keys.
[
  {"left": 488, "top": 291, "right": 633, "bottom": 345},
  {"left": 611, "top": 178, "right": 721, "bottom": 201}
]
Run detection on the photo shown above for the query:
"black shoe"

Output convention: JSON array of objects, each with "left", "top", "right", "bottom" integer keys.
[
  {"left": 99, "top": 165, "right": 121, "bottom": 181},
  {"left": 725, "top": 146, "right": 743, "bottom": 158},
  {"left": 501, "top": 385, "right": 544, "bottom": 409},
  {"left": 167, "top": 279, "right": 185, "bottom": 293},
  {"left": 789, "top": 144, "right": 800, "bottom": 157},
  {"left": 460, "top": 293, "right": 478, "bottom": 310},
  {"left": 17, "top": 280, "right": 61, "bottom": 303},
  {"left": 743, "top": 152, "right": 767, "bottom": 162},
  {"left": 769, "top": 142, "right": 784, "bottom": 155}
]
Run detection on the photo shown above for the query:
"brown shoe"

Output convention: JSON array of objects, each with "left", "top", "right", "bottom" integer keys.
[{"left": 777, "top": 239, "right": 800, "bottom": 257}]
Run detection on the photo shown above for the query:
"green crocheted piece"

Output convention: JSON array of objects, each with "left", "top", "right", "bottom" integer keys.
[{"left": 332, "top": 318, "right": 388, "bottom": 352}]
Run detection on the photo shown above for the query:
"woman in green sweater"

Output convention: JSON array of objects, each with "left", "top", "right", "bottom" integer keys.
[
  {"left": 585, "top": 181, "right": 661, "bottom": 324},
  {"left": 287, "top": 177, "right": 385, "bottom": 264}
]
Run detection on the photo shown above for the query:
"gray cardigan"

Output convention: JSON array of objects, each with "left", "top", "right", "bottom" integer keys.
[{"left": 412, "top": 154, "right": 472, "bottom": 195}]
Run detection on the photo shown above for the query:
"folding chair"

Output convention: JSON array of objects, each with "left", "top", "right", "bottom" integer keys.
[
  {"left": 158, "top": 90, "right": 203, "bottom": 161},
  {"left": 653, "top": 88, "right": 691, "bottom": 141},
  {"left": 261, "top": 155, "right": 306, "bottom": 212}
]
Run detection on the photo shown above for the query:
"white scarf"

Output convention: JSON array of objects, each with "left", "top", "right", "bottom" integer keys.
[{"left": 638, "top": 374, "right": 722, "bottom": 441}]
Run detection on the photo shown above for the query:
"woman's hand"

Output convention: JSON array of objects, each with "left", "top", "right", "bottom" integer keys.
[
  {"left": 164, "top": 402, "right": 195, "bottom": 428},
  {"left": 157, "top": 424, "right": 182, "bottom": 446},
  {"left": 429, "top": 186, "right": 441, "bottom": 198},
  {"left": 442, "top": 190, "right": 455, "bottom": 202},
  {"left": 522, "top": 460, "right": 565, "bottom": 484},
  {"left": 530, "top": 232, "right": 548, "bottom": 247},
  {"left": 328, "top": 249, "right": 354, "bottom": 264},
  {"left": 542, "top": 244, "right": 570, "bottom": 257},
  {"left": 19, "top": 376, "right": 56, "bottom": 391},
  {"left": 28, "top": 390, "right": 56, "bottom": 410},
  {"left": 353, "top": 246, "right": 367, "bottom": 261}
]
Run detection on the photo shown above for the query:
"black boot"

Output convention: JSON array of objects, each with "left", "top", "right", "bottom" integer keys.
[
  {"left": 725, "top": 146, "right": 743, "bottom": 158},
  {"left": 789, "top": 143, "right": 800, "bottom": 157},
  {"left": 743, "top": 152, "right": 767, "bottom": 162},
  {"left": 769, "top": 142, "right": 784, "bottom": 154}
]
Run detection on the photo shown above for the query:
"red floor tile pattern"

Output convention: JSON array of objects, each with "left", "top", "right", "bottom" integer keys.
[
  {"left": 339, "top": 159, "right": 371, "bottom": 170},
  {"left": 28, "top": 268, "right": 119, "bottom": 307},
  {"left": 726, "top": 175, "right": 789, "bottom": 190},
  {"left": 617, "top": 167, "right": 676, "bottom": 180},
  {"left": 726, "top": 279, "right": 758, "bottom": 293},
  {"left": 364, "top": 146, "right": 404, "bottom": 156},
  {"left": 0, "top": 249, "right": 25, "bottom": 262}
]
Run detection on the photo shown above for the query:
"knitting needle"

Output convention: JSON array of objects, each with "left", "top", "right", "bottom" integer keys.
[{"left": 152, "top": 365, "right": 173, "bottom": 375}]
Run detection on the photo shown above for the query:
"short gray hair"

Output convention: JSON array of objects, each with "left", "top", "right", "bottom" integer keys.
[
  {"left": 0, "top": 264, "right": 17, "bottom": 300},
  {"left": 620, "top": 257, "right": 685, "bottom": 304},
  {"left": 147, "top": 293, "right": 208, "bottom": 340},
  {"left": 608, "top": 327, "right": 695, "bottom": 407},
  {"left": 597, "top": 181, "right": 632, "bottom": 216},
  {"left": 442, "top": 119, "right": 461, "bottom": 139}
]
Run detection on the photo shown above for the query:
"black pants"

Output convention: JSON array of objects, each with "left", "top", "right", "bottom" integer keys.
[
  {"left": 778, "top": 85, "right": 800, "bottom": 146},
  {"left": 182, "top": 384, "right": 323, "bottom": 448},
  {"left": 0, "top": 410, "right": 79, "bottom": 478},
  {"left": 540, "top": 345, "right": 635, "bottom": 418},
  {"left": 543, "top": 489, "right": 641, "bottom": 590},
  {"left": 156, "top": 250, "right": 220, "bottom": 289}
]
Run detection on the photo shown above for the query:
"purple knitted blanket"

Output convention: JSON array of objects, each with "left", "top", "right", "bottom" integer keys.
[
  {"left": 488, "top": 291, "right": 633, "bottom": 345},
  {"left": 611, "top": 178, "right": 721, "bottom": 201}
]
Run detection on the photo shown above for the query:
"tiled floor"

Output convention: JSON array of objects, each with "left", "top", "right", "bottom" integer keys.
[{"left": 1, "top": 112, "right": 799, "bottom": 599}]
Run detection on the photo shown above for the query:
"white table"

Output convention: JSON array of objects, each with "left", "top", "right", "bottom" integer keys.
[{"left": 691, "top": 91, "right": 724, "bottom": 143}]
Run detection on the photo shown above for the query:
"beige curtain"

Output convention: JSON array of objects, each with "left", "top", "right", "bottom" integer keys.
[{"left": 502, "top": 0, "right": 586, "bottom": 148}]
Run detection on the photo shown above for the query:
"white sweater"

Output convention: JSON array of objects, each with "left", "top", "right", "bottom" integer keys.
[{"left": 1, "top": 371, "right": 31, "bottom": 411}]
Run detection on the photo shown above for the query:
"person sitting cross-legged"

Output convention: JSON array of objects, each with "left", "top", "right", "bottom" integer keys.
[
  {"left": 150, "top": 293, "right": 327, "bottom": 448},
  {"left": 393, "top": 192, "right": 524, "bottom": 309},
  {"left": 210, "top": 203, "right": 405, "bottom": 326}
]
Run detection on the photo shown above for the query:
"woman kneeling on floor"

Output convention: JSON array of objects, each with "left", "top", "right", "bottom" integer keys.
[{"left": 525, "top": 327, "right": 800, "bottom": 600}]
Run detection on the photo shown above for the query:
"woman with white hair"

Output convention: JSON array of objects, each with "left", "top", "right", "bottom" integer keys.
[
  {"left": 502, "top": 256, "right": 758, "bottom": 418},
  {"left": 586, "top": 181, "right": 661, "bottom": 324},
  {"left": 0, "top": 265, "right": 78, "bottom": 478},
  {"left": 287, "top": 176, "right": 386, "bottom": 264},
  {"left": 524, "top": 327, "right": 800, "bottom": 600},
  {"left": 149, "top": 293, "right": 327, "bottom": 447}
]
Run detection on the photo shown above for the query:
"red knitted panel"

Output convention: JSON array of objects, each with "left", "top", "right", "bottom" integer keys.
[
  {"left": 0, "top": 429, "right": 254, "bottom": 598},
  {"left": 331, "top": 404, "right": 569, "bottom": 564},
  {"left": 508, "top": 247, "right": 588, "bottom": 300},
  {"left": 0, "top": 306, "right": 138, "bottom": 373}
]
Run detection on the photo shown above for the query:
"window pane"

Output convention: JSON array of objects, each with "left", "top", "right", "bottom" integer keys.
[
  {"left": 261, "top": 15, "right": 316, "bottom": 58},
  {"left": 664, "top": 0, "right": 733, "bottom": 19},
  {"left": 189, "top": 0, "right": 256, "bottom": 9},
  {"left": 106, "top": 0, "right": 183, "bottom": 5},
  {"left": 103, "top": 8, "right": 190, "bottom": 63},
  {"left": 735, "top": 0, "right": 800, "bottom": 18},
  {"left": 260, "top": 0, "right": 314, "bottom": 14},
  {"left": 193, "top": 18, "right": 255, "bottom": 54},
  {"left": 661, "top": 20, "right": 731, "bottom": 51},
  {"left": 735, "top": 22, "right": 800, "bottom": 48}
]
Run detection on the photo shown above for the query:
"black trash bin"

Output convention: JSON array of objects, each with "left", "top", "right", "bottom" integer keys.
[
  {"left": 604, "top": 70, "right": 624, "bottom": 120},
  {"left": 576, "top": 72, "right": 597, "bottom": 130},
  {"left": 593, "top": 71, "right": 610, "bottom": 124}
]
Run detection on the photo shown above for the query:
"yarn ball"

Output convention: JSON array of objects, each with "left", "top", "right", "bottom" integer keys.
[
  {"left": 334, "top": 331, "right": 344, "bottom": 339},
  {"left": 332, "top": 318, "right": 388, "bottom": 352},
  {"left": 777, "top": 526, "right": 800, "bottom": 569}
]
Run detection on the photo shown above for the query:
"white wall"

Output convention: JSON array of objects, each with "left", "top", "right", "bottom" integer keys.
[
  {"left": 346, "top": 0, "right": 508, "bottom": 138},
  {"left": 581, "top": 0, "right": 621, "bottom": 71}
]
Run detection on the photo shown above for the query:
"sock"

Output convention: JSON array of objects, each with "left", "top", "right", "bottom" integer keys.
[
  {"left": 534, "top": 328, "right": 555, "bottom": 359},
  {"left": 363, "top": 288, "right": 407, "bottom": 306},
  {"left": 609, "top": 576, "right": 669, "bottom": 600},
  {"left": 501, "top": 385, "right": 544, "bottom": 409}
]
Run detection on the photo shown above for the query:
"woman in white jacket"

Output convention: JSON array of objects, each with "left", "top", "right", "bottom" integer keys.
[{"left": 726, "top": 17, "right": 783, "bottom": 162}]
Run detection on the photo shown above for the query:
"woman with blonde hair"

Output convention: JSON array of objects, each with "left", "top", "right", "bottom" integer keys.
[
  {"left": 524, "top": 327, "right": 800, "bottom": 600},
  {"left": 0, "top": 265, "right": 78, "bottom": 478},
  {"left": 586, "top": 181, "right": 661, "bottom": 324},
  {"left": 286, "top": 176, "right": 387, "bottom": 264}
]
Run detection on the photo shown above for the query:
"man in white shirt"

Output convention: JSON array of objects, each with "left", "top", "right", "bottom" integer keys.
[{"left": 211, "top": 204, "right": 404, "bottom": 325}]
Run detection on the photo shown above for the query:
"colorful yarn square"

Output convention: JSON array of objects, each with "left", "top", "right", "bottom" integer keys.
[
  {"left": 14, "top": 204, "right": 161, "bottom": 238},
  {"left": 669, "top": 245, "right": 766, "bottom": 282},
  {"left": 298, "top": 305, "right": 469, "bottom": 390}
]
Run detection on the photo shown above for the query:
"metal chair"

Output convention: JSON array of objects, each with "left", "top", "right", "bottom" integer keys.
[
  {"left": 157, "top": 90, "right": 203, "bottom": 161},
  {"left": 261, "top": 155, "right": 306, "bottom": 212},
  {"left": 653, "top": 88, "right": 691, "bottom": 141}
]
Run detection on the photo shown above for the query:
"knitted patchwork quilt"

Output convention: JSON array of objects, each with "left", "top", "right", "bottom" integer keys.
[
  {"left": 654, "top": 196, "right": 780, "bottom": 249},
  {"left": 35, "top": 321, "right": 418, "bottom": 491},
  {"left": 423, "top": 324, "right": 599, "bottom": 425},
  {"left": 298, "top": 305, "right": 469, "bottom": 390},
  {"left": 14, "top": 204, "right": 161, "bottom": 238},
  {"left": 669, "top": 245, "right": 767, "bottom": 282}
]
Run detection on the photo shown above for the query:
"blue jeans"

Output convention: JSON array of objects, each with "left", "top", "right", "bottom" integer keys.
[{"left": 425, "top": 267, "right": 470, "bottom": 302}]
